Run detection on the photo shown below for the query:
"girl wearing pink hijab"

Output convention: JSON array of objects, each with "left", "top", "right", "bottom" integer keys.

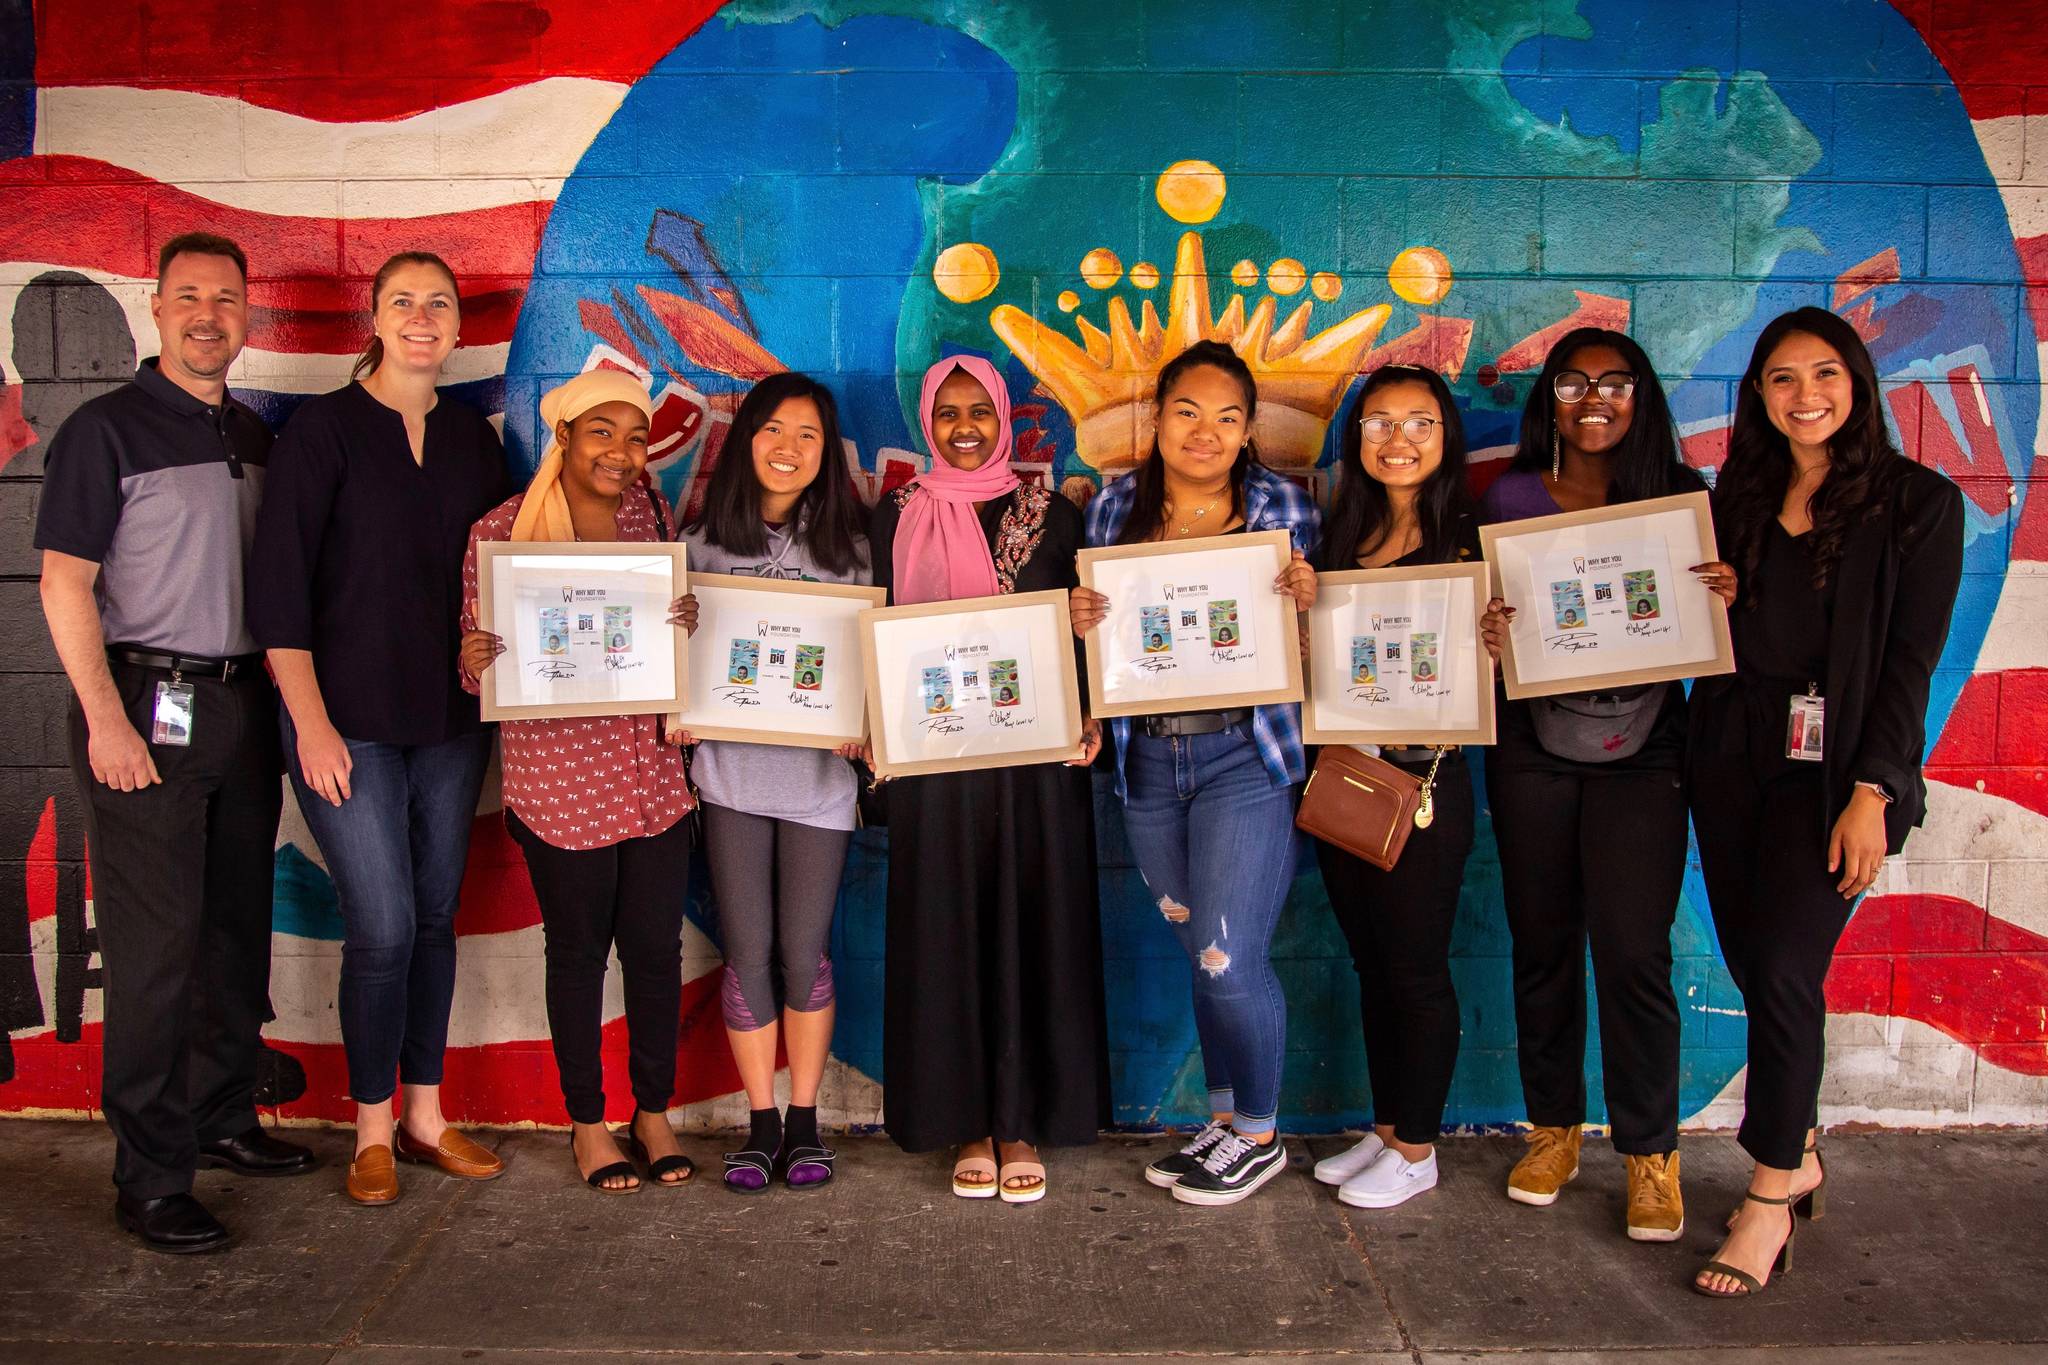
[{"left": 869, "top": 355, "right": 1109, "bottom": 1203}]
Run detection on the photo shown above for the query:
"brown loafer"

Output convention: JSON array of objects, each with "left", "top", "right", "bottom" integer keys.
[
  {"left": 346, "top": 1145, "right": 399, "bottom": 1205},
  {"left": 396, "top": 1126, "right": 505, "bottom": 1180}
]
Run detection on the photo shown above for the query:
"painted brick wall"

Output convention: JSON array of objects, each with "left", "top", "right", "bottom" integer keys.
[{"left": 2, "top": 0, "right": 2044, "bottom": 1133}]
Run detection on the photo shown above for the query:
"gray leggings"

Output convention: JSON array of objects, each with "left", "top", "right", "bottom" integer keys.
[{"left": 702, "top": 804, "right": 851, "bottom": 1032}]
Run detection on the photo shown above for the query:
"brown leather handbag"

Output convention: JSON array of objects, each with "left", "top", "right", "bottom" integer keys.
[{"left": 1295, "top": 746, "right": 1448, "bottom": 872}]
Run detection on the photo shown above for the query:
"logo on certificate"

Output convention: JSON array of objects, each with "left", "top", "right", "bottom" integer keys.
[
  {"left": 1623, "top": 569, "right": 1660, "bottom": 621},
  {"left": 920, "top": 666, "right": 955, "bottom": 714},
  {"left": 1208, "top": 599, "right": 1241, "bottom": 648},
  {"left": 989, "top": 659, "right": 1021, "bottom": 707},
  {"left": 728, "top": 638, "right": 760, "bottom": 686},
  {"left": 539, "top": 607, "right": 569, "bottom": 656},
  {"left": 1140, "top": 605, "right": 1172, "bottom": 653},
  {"left": 1549, "top": 579, "right": 1588, "bottom": 631},
  {"left": 794, "top": 645, "right": 825, "bottom": 691},
  {"left": 1350, "top": 635, "right": 1378, "bottom": 685}
]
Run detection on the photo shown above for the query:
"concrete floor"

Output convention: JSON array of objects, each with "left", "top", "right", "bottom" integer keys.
[{"left": 0, "top": 1120, "right": 2043, "bottom": 1363}]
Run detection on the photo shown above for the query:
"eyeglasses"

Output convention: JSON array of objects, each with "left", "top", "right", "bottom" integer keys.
[
  {"left": 1553, "top": 370, "right": 1637, "bottom": 404},
  {"left": 1359, "top": 416, "right": 1441, "bottom": 445}
]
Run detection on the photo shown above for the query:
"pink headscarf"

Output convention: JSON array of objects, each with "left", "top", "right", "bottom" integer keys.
[{"left": 892, "top": 355, "right": 1020, "bottom": 605}]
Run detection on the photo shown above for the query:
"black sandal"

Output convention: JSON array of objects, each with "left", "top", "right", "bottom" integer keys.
[
  {"left": 1693, "top": 1192, "right": 1796, "bottom": 1298},
  {"left": 569, "top": 1131, "right": 640, "bottom": 1196},
  {"left": 622, "top": 1115, "right": 695, "bottom": 1189},
  {"left": 779, "top": 1140, "right": 836, "bottom": 1190}
]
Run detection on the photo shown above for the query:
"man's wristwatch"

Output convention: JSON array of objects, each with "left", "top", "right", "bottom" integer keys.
[{"left": 1854, "top": 780, "right": 1894, "bottom": 804}]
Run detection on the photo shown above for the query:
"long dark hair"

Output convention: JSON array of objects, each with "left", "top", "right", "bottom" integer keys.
[
  {"left": 1717, "top": 306, "right": 1909, "bottom": 597},
  {"left": 351, "top": 251, "right": 459, "bottom": 382},
  {"left": 1507, "top": 326, "right": 1693, "bottom": 504},
  {"left": 691, "top": 371, "right": 865, "bottom": 576},
  {"left": 1319, "top": 365, "right": 1471, "bottom": 571},
  {"left": 1115, "top": 340, "right": 1262, "bottom": 545}
]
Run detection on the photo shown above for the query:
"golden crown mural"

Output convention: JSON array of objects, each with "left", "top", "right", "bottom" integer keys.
[{"left": 934, "top": 160, "right": 1456, "bottom": 470}]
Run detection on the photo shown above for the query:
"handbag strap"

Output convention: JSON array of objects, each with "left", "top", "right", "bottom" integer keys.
[{"left": 1417, "top": 745, "right": 1449, "bottom": 801}]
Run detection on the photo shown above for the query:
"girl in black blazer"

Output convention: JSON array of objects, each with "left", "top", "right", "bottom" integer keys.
[{"left": 1687, "top": 307, "right": 1964, "bottom": 1298}]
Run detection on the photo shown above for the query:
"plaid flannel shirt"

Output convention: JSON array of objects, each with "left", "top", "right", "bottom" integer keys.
[{"left": 1084, "top": 463, "right": 1323, "bottom": 796}]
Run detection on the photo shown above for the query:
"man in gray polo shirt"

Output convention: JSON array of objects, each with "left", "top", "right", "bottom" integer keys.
[{"left": 36, "top": 232, "right": 315, "bottom": 1254}]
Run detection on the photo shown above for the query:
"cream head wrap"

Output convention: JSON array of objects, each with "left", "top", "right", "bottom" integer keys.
[{"left": 509, "top": 369, "right": 657, "bottom": 542}]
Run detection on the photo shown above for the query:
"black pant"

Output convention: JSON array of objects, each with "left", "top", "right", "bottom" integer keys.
[
  {"left": 69, "top": 660, "right": 283, "bottom": 1198},
  {"left": 1314, "top": 751, "right": 1474, "bottom": 1145},
  {"left": 1486, "top": 718, "right": 1686, "bottom": 1155},
  {"left": 1689, "top": 690, "right": 1851, "bottom": 1171},
  {"left": 507, "top": 810, "right": 690, "bottom": 1125}
]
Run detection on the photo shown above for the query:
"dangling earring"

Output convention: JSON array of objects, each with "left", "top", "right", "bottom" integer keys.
[{"left": 1550, "top": 424, "right": 1561, "bottom": 481}]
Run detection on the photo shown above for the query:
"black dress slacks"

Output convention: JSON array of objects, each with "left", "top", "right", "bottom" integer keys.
[
  {"left": 1315, "top": 752, "right": 1474, "bottom": 1145},
  {"left": 1485, "top": 710, "right": 1687, "bottom": 1155},
  {"left": 70, "top": 658, "right": 283, "bottom": 1199},
  {"left": 1689, "top": 686, "right": 1853, "bottom": 1171}
]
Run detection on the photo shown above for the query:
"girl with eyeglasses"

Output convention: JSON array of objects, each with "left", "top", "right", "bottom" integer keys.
[
  {"left": 1686, "top": 310, "right": 1961, "bottom": 1297},
  {"left": 1307, "top": 365, "right": 1479, "bottom": 1210},
  {"left": 1475, "top": 328, "right": 1736, "bottom": 1242}
]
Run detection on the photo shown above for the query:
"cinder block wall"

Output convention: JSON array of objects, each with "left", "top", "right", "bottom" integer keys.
[{"left": 2, "top": 0, "right": 2043, "bottom": 1132}]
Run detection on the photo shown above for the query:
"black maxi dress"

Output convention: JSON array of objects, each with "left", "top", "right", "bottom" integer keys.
[{"left": 870, "top": 483, "right": 1111, "bottom": 1153}]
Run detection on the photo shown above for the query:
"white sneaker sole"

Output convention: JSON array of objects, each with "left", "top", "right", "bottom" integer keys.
[
  {"left": 1627, "top": 1219, "right": 1685, "bottom": 1242},
  {"left": 1339, "top": 1174, "right": 1438, "bottom": 1209},
  {"left": 1143, "top": 1165, "right": 1183, "bottom": 1189},
  {"left": 1506, "top": 1164, "right": 1579, "bottom": 1206},
  {"left": 1313, "top": 1147, "right": 1386, "bottom": 1187},
  {"left": 1171, "top": 1152, "right": 1288, "bottom": 1206}
]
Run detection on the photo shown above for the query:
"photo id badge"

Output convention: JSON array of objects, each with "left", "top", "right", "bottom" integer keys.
[
  {"left": 1786, "top": 692, "right": 1824, "bottom": 762},
  {"left": 152, "top": 680, "right": 196, "bottom": 747}
]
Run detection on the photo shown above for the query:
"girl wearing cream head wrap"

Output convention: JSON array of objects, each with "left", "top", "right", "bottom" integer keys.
[
  {"left": 508, "top": 368, "right": 660, "bottom": 542},
  {"left": 455, "top": 367, "right": 699, "bottom": 1193}
]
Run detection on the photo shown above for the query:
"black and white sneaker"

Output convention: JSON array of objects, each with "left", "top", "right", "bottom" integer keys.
[
  {"left": 1171, "top": 1131, "right": 1288, "bottom": 1206},
  {"left": 1143, "top": 1121, "right": 1229, "bottom": 1188}
]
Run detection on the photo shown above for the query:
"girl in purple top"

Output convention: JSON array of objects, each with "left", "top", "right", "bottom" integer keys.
[{"left": 1475, "top": 328, "right": 1735, "bottom": 1242}]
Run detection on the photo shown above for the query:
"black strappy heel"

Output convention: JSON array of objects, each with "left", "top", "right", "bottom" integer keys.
[
  {"left": 1694, "top": 1192, "right": 1796, "bottom": 1298},
  {"left": 569, "top": 1131, "right": 640, "bottom": 1196},
  {"left": 1795, "top": 1141, "right": 1827, "bottom": 1220}
]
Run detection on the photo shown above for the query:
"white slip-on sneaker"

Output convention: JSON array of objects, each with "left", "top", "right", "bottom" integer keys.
[
  {"left": 1338, "top": 1148, "right": 1439, "bottom": 1209},
  {"left": 1313, "top": 1133, "right": 1387, "bottom": 1186}
]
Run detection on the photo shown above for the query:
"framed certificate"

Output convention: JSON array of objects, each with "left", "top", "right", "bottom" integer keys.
[
  {"left": 669, "top": 573, "right": 886, "bottom": 749},
  {"left": 1076, "top": 529, "right": 1303, "bottom": 719},
  {"left": 860, "top": 589, "right": 1084, "bottom": 779},
  {"left": 1304, "top": 561, "right": 1496, "bottom": 745},
  {"left": 1479, "top": 490, "right": 1734, "bottom": 701},
  {"left": 475, "top": 541, "right": 687, "bottom": 722}
]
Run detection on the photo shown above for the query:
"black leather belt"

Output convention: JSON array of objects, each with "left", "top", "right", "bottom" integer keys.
[
  {"left": 1140, "top": 707, "right": 1252, "bottom": 737},
  {"left": 108, "top": 646, "right": 265, "bottom": 682}
]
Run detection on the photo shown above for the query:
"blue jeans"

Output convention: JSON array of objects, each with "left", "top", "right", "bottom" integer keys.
[
  {"left": 282, "top": 711, "right": 492, "bottom": 1104},
  {"left": 1122, "top": 726, "right": 1298, "bottom": 1136}
]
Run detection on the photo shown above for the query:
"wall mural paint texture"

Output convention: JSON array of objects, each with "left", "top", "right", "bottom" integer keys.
[{"left": 2, "top": 0, "right": 2045, "bottom": 1132}]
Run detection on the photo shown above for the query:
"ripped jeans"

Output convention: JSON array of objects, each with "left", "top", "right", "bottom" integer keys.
[{"left": 1122, "top": 725, "right": 1299, "bottom": 1136}]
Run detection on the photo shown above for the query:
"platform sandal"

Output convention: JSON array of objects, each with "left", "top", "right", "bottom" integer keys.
[
  {"left": 779, "top": 1138, "right": 836, "bottom": 1190},
  {"left": 997, "top": 1159, "right": 1047, "bottom": 1205},
  {"left": 951, "top": 1150, "right": 998, "bottom": 1199},
  {"left": 570, "top": 1131, "right": 640, "bottom": 1196},
  {"left": 1693, "top": 1191, "right": 1796, "bottom": 1298}
]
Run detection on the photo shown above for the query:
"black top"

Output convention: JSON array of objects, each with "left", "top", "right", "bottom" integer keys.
[
  {"left": 1384, "top": 510, "right": 1482, "bottom": 568},
  {"left": 1732, "top": 521, "right": 1834, "bottom": 683},
  {"left": 868, "top": 483, "right": 1084, "bottom": 602},
  {"left": 247, "top": 383, "right": 509, "bottom": 746},
  {"left": 33, "top": 359, "right": 272, "bottom": 657}
]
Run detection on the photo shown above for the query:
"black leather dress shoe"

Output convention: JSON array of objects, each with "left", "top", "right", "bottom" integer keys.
[
  {"left": 114, "top": 1192, "right": 230, "bottom": 1254},
  {"left": 198, "top": 1126, "right": 318, "bottom": 1177}
]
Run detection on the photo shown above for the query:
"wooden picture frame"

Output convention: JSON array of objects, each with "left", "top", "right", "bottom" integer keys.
[
  {"left": 1478, "top": 490, "right": 1734, "bottom": 701},
  {"left": 860, "top": 589, "right": 1084, "bottom": 779},
  {"left": 1076, "top": 529, "right": 1304, "bottom": 719},
  {"left": 476, "top": 540, "right": 688, "bottom": 722},
  {"left": 667, "top": 573, "right": 887, "bottom": 749},
  {"left": 1304, "top": 560, "right": 1497, "bottom": 746}
]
